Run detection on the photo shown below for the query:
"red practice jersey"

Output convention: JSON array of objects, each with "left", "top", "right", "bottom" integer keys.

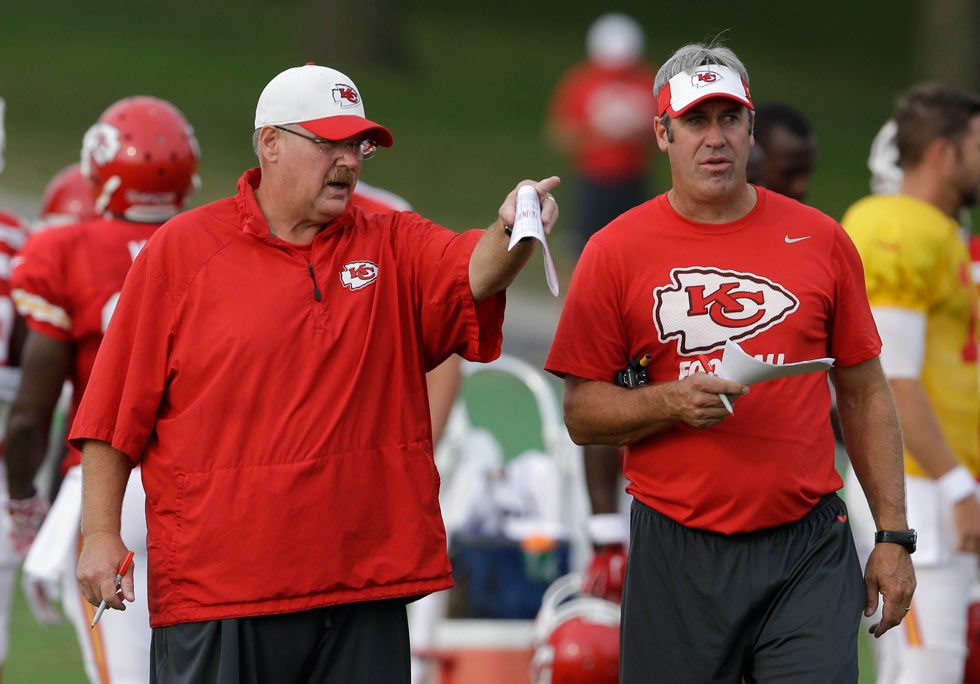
[
  {"left": 11, "top": 217, "right": 161, "bottom": 468},
  {"left": 547, "top": 61, "right": 659, "bottom": 182},
  {"left": 0, "top": 210, "right": 28, "bottom": 367},
  {"left": 546, "top": 189, "right": 881, "bottom": 533}
]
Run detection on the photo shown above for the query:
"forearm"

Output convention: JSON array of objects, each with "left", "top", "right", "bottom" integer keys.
[
  {"left": 4, "top": 331, "right": 72, "bottom": 499},
  {"left": 426, "top": 355, "right": 462, "bottom": 445},
  {"left": 584, "top": 445, "right": 622, "bottom": 514},
  {"left": 564, "top": 378, "right": 678, "bottom": 446},
  {"left": 835, "top": 363, "right": 908, "bottom": 530},
  {"left": 4, "top": 407, "right": 51, "bottom": 499},
  {"left": 889, "top": 378, "right": 961, "bottom": 479},
  {"left": 468, "top": 218, "right": 535, "bottom": 303},
  {"left": 80, "top": 440, "right": 133, "bottom": 538}
]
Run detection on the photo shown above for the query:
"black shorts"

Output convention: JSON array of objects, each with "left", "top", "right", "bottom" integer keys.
[
  {"left": 621, "top": 494, "right": 864, "bottom": 684},
  {"left": 150, "top": 598, "right": 410, "bottom": 684}
]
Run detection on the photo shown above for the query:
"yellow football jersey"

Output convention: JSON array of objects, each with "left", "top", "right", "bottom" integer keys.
[{"left": 843, "top": 194, "right": 979, "bottom": 477}]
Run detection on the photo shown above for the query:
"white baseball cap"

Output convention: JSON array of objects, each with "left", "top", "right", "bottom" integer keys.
[
  {"left": 656, "top": 64, "right": 753, "bottom": 118},
  {"left": 254, "top": 64, "right": 393, "bottom": 147}
]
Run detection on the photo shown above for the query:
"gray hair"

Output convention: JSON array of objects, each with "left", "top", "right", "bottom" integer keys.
[
  {"left": 252, "top": 128, "right": 262, "bottom": 159},
  {"left": 654, "top": 43, "right": 750, "bottom": 97},
  {"left": 654, "top": 42, "right": 752, "bottom": 142}
]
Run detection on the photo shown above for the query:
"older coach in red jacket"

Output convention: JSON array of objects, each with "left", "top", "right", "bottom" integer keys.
[{"left": 71, "top": 64, "right": 559, "bottom": 683}]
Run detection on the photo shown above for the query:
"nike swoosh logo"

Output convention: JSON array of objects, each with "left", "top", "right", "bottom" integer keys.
[
  {"left": 837, "top": 514, "right": 848, "bottom": 523},
  {"left": 785, "top": 235, "right": 812, "bottom": 243}
]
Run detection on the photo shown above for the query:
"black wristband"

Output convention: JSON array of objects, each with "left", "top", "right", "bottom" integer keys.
[{"left": 874, "top": 529, "right": 916, "bottom": 554}]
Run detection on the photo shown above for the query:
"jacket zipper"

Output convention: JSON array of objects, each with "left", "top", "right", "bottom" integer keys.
[{"left": 307, "top": 263, "right": 322, "bottom": 302}]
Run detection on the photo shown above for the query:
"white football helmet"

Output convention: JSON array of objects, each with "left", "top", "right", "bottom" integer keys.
[{"left": 868, "top": 119, "right": 902, "bottom": 195}]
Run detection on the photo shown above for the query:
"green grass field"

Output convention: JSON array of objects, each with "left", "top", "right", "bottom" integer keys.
[{"left": 6, "top": 570, "right": 87, "bottom": 683}]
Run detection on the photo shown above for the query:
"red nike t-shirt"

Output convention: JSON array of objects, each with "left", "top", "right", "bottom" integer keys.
[
  {"left": 546, "top": 188, "right": 881, "bottom": 533},
  {"left": 0, "top": 211, "right": 28, "bottom": 367}
]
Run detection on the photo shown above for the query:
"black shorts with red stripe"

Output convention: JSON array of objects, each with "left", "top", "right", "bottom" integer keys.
[{"left": 621, "top": 493, "right": 864, "bottom": 684}]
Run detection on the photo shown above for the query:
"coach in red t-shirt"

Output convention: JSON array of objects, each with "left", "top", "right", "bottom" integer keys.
[
  {"left": 546, "top": 42, "right": 914, "bottom": 683},
  {"left": 70, "top": 64, "right": 559, "bottom": 683}
]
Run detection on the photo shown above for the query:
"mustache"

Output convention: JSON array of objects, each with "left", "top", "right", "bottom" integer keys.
[{"left": 326, "top": 168, "right": 358, "bottom": 185}]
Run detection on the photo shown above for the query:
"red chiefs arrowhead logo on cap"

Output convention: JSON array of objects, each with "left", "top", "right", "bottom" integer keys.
[
  {"left": 332, "top": 84, "right": 360, "bottom": 107},
  {"left": 693, "top": 71, "right": 720, "bottom": 86},
  {"left": 340, "top": 260, "right": 378, "bottom": 290},
  {"left": 654, "top": 267, "right": 799, "bottom": 354}
]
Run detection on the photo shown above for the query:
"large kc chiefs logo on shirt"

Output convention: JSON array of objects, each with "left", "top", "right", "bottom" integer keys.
[{"left": 654, "top": 267, "right": 799, "bottom": 354}]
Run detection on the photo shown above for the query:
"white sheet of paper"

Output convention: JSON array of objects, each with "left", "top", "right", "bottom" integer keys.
[
  {"left": 507, "top": 185, "right": 559, "bottom": 296},
  {"left": 718, "top": 339, "right": 834, "bottom": 385}
]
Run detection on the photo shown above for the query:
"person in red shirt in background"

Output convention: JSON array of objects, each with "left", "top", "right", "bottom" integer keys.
[
  {"left": 5, "top": 96, "right": 200, "bottom": 684},
  {"left": 546, "top": 13, "right": 657, "bottom": 258},
  {"left": 72, "top": 64, "right": 559, "bottom": 683},
  {"left": 0, "top": 96, "right": 31, "bottom": 684},
  {"left": 547, "top": 14, "right": 658, "bottom": 607}
]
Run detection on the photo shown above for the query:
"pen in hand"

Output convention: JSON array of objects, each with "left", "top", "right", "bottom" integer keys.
[
  {"left": 91, "top": 550, "right": 135, "bottom": 628},
  {"left": 697, "top": 354, "right": 735, "bottom": 415}
]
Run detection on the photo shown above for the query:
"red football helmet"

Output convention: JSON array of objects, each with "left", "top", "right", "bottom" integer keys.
[
  {"left": 80, "top": 96, "right": 199, "bottom": 222},
  {"left": 965, "top": 601, "right": 980, "bottom": 683},
  {"left": 39, "top": 163, "right": 98, "bottom": 225},
  {"left": 530, "top": 574, "right": 620, "bottom": 684}
]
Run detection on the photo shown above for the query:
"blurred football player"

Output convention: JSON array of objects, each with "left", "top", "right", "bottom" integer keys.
[
  {"left": 0, "top": 96, "right": 32, "bottom": 684},
  {"left": 843, "top": 83, "right": 980, "bottom": 684},
  {"left": 5, "top": 96, "right": 199, "bottom": 684},
  {"left": 37, "top": 163, "right": 98, "bottom": 228},
  {"left": 546, "top": 13, "right": 658, "bottom": 257},
  {"left": 752, "top": 101, "right": 817, "bottom": 203}
]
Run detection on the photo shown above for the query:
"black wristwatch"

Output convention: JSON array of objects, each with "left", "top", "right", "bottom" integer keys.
[{"left": 874, "top": 529, "right": 917, "bottom": 554}]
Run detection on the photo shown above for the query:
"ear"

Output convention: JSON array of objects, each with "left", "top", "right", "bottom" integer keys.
[
  {"left": 258, "top": 126, "right": 281, "bottom": 163},
  {"left": 654, "top": 117, "right": 671, "bottom": 151},
  {"left": 924, "top": 137, "right": 955, "bottom": 171}
]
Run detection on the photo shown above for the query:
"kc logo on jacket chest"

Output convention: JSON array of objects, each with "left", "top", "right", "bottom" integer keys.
[{"left": 340, "top": 261, "right": 378, "bottom": 290}]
